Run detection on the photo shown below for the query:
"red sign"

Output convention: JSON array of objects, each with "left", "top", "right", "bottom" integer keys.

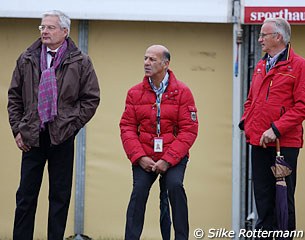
[{"left": 244, "top": 7, "right": 305, "bottom": 24}]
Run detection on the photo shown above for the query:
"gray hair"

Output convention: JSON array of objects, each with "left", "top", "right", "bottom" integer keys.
[
  {"left": 42, "top": 10, "right": 71, "bottom": 37},
  {"left": 163, "top": 50, "right": 171, "bottom": 62},
  {"left": 263, "top": 17, "right": 291, "bottom": 45}
]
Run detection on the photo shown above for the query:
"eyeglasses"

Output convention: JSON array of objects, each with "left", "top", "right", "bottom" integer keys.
[
  {"left": 258, "top": 32, "right": 278, "bottom": 38},
  {"left": 38, "top": 25, "right": 58, "bottom": 31}
]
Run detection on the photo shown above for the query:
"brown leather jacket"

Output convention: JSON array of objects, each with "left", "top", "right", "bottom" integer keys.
[{"left": 7, "top": 37, "right": 100, "bottom": 146}]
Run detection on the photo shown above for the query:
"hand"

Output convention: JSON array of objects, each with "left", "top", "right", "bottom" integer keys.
[
  {"left": 138, "top": 156, "right": 155, "bottom": 172},
  {"left": 152, "top": 159, "right": 171, "bottom": 174},
  {"left": 15, "top": 132, "right": 31, "bottom": 152},
  {"left": 259, "top": 128, "right": 276, "bottom": 148}
]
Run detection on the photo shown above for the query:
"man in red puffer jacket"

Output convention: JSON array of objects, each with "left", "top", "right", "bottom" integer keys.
[{"left": 120, "top": 44, "right": 198, "bottom": 240}]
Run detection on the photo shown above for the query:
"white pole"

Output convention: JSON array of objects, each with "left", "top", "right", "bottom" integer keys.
[
  {"left": 232, "top": 0, "right": 243, "bottom": 238},
  {"left": 74, "top": 20, "right": 89, "bottom": 240}
]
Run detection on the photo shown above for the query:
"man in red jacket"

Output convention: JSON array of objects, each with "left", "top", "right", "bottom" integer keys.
[
  {"left": 239, "top": 18, "right": 305, "bottom": 238},
  {"left": 120, "top": 44, "right": 198, "bottom": 240}
]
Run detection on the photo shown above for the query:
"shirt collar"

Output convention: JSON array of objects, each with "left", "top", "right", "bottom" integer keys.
[
  {"left": 268, "top": 48, "right": 286, "bottom": 65},
  {"left": 47, "top": 46, "right": 60, "bottom": 53},
  {"left": 149, "top": 71, "right": 169, "bottom": 93}
]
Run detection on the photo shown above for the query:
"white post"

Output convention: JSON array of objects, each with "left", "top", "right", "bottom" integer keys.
[
  {"left": 74, "top": 20, "right": 89, "bottom": 240},
  {"left": 232, "top": 0, "right": 244, "bottom": 238}
]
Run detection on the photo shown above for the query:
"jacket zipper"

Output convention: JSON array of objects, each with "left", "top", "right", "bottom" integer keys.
[
  {"left": 50, "top": 51, "right": 82, "bottom": 144},
  {"left": 266, "top": 80, "right": 272, "bottom": 100},
  {"left": 56, "top": 53, "right": 81, "bottom": 99}
]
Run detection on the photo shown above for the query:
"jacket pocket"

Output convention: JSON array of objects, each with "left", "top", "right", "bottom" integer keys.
[
  {"left": 258, "top": 103, "right": 282, "bottom": 131},
  {"left": 18, "top": 112, "right": 33, "bottom": 142},
  {"left": 52, "top": 107, "right": 80, "bottom": 143}
]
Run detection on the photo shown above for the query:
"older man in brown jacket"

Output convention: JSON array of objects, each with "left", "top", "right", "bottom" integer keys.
[{"left": 7, "top": 10, "right": 100, "bottom": 240}]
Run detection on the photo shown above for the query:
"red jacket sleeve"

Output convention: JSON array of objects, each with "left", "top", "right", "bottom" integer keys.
[{"left": 119, "top": 89, "right": 146, "bottom": 164}]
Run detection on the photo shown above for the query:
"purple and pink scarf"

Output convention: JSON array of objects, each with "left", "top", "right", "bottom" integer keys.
[{"left": 38, "top": 41, "right": 67, "bottom": 129}]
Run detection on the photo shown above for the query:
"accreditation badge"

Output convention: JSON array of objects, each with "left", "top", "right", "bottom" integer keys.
[{"left": 154, "top": 137, "right": 163, "bottom": 152}]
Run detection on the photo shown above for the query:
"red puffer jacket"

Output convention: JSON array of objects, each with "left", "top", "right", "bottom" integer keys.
[
  {"left": 240, "top": 45, "right": 305, "bottom": 147},
  {"left": 120, "top": 70, "right": 198, "bottom": 166}
]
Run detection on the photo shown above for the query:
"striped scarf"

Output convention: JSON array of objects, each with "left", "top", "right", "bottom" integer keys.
[{"left": 38, "top": 40, "right": 67, "bottom": 129}]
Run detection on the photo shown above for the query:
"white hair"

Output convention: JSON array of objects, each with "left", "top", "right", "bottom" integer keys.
[
  {"left": 263, "top": 17, "right": 291, "bottom": 45},
  {"left": 42, "top": 10, "right": 71, "bottom": 37}
]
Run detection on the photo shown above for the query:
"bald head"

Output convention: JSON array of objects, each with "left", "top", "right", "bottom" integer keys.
[
  {"left": 144, "top": 45, "right": 170, "bottom": 83},
  {"left": 146, "top": 45, "right": 171, "bottom": 62}
]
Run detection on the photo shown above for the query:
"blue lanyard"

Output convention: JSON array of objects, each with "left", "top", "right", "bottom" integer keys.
[
  {"left": 149, "top": 77, "right": 169, "bottom": 136},
  {"left": 156, "top": 90, "right": 162, "bottom": 137}
]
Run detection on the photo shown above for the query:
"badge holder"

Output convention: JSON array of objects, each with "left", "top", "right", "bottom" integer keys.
[{"left": 154, "top": 137, "right": 163, "bottom": 152}]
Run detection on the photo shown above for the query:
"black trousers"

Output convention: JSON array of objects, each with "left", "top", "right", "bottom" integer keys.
[
  {"left": 13, "top": 129, "right": 75, "bottom": 240},
  {"left": 159, "top": 174, "right": 171, "bottom": 240},
  {"left": 125, "top": 157, "right": 189, "bottom": 240},
  {"left": 251, "top": 146, "right": 299, "bottom": 240}
]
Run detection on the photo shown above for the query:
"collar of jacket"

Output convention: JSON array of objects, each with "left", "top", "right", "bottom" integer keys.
[
  {"left": 142, "top": 69, "right": 179, "bottom": 92},
  {"left": 24, "top": 37, "right": 81, "bottom": 62},
  {"left": 262, "top": 43, "right": 291, "bottom": 63}
]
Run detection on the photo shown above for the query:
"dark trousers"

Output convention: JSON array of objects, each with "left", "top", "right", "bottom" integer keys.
[
  {"left": 251, "top": 146, "right": 298, "bottom": 240},
  {"left": 13, "top": 129, "right": 75, "bottom": 240},
  {"left": 159, "top": 175, "right": 171, "bottom": 240},
  {"left": 125, "top": 157, "right": 189, "bottom": 240}
]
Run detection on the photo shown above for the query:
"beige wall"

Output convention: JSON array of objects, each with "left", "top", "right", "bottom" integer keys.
[{"left": 0, "top": 18, "right": 304, "bottom": 240}]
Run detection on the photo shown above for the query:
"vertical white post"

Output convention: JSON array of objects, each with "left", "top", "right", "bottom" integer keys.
[
  {"left": 232, "top": 0, "right": 244, "bottom": 238},
  {"left": 74, "top": 20, "right": 89, "bottom": 239}
]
